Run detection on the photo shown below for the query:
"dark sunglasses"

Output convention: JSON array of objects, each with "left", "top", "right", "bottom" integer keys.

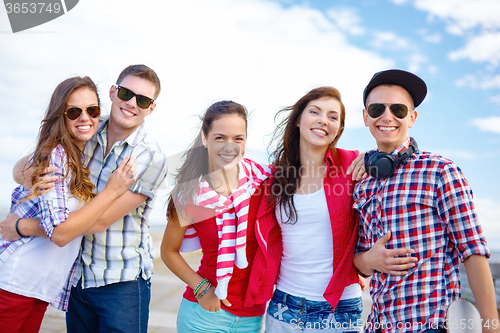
[
  {"left": 367, "top": 103, "right": 409, "bottom": 119},
  {"left": 65, "top": 105, "right": 101, "bottom": 120},
  {"left": 115, "top": 85, "right": 154, "bottom": 109}
]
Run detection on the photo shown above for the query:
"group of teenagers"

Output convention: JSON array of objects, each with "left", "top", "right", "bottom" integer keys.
[{"left": 0, "top": 64, "right": 497, "bottom": 333}]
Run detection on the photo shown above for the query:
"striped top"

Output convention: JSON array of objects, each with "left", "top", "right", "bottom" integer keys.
[{"left": 180, "top": 158, "right": 271, "bottom": 299}]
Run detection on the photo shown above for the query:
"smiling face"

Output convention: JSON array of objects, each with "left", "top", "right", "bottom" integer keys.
[
  {"left": 65, "top": 87, "right": 100, "bottom": 150},
  {"left": 109, "top": 75, "right": 157, "bottom": 138},
  {"left": 202, "top": 114, "right": 247, "bottom": 173},
  {"left": 363, "top": 84, "right": 417, "bottom": 153},
  {"left": 297, "top": 97, "right": 342, "bottom": 152}
]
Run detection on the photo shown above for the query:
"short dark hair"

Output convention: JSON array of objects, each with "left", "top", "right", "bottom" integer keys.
[{"left": 116, "top": 64, "right": 161, "bottom": 99}]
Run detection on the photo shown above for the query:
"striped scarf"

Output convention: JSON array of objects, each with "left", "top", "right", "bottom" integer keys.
[{"left": 180, "top": 158, "right": 271, "bottom": 299}]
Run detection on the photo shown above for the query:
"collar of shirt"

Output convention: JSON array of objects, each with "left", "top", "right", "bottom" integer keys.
[
  {"left": 93, "top": 117, "right": 148, "bottom": 158},
  {"left": 381, "top": 137, "right": 415, "bottom": 159}
]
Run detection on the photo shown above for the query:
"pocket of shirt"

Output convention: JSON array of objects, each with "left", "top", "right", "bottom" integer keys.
[{"left": 354, "top": 196, "right": 379, "bottom": 240}]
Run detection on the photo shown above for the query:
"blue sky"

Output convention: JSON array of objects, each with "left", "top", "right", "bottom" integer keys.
[{"left": 1, "top": 0, "right": 499, "bottom": 249}]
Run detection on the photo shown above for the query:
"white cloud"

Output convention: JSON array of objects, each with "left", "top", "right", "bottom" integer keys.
[
  {"left": 490, "top": 95, "right": 500, "bottom": 106},
  {"left": 455, "top": 74, "right": 500, "bottom": 90},
  {"left": 417, "top": 28, "right": 441, "bottom": 44},
  {"left": 423, "top": 33, "right": 441, "bottom": 44},
  {"left": 406, "top": 0, "right": 500, "bottom": 69},
  {"left": 371, "top": 31, "right": 411, "bottom": 50},
  {"left": 326, "top": 7, "right": 366, "bottom": 36},
  {"left": 471, "top": 116, "right": 500, "bottom": 134},
  {"left": 413, "top": 0, "right": 500, "bottom": 34},
  {"left": 407, "top": 53, "right": 428, "bottom": 74},
  {"left": 449, "top": 32, "right": 500, "bottom": 67}
]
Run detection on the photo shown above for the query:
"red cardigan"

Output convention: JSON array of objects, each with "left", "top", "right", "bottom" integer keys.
[{"left": 244, "top": 148, "right": 360, "bottom": 309}]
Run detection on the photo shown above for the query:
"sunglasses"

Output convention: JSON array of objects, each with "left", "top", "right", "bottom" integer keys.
[
  {"left": 367, "top": 103, "right": 409, "bottom": 119},
  {"left": 115, "top": 85, "right": 154, "bottom": 109},
  {"left": 65, "top": 105, "right": 101, "bottom": 120}
]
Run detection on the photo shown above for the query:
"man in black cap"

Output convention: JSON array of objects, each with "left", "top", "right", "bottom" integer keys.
[{"left": 353, "top": 69, "right": 498, "bottom": 333}]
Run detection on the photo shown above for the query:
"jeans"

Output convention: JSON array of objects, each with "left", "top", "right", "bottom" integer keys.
[
  {"left": 66, "top": 276, "right": 151, "bottom": 333},
  {"left": 176, "top": 298, "right": 264, "bottom": 333},
  {"left": 266, "top": 289, "right": 363, "bottom": 332}
]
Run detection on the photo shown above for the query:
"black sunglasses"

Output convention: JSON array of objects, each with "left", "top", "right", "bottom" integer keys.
[
  {"left": 367, "top": 103, "right": 409, "bottom": 119},
  {"left": 115, "top": 85, "right": 154, "bottom": 109},
  {"left": 65, "top": 105, "right": 101, "bottom": 120}
]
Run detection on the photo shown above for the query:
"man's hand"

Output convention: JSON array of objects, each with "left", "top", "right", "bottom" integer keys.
[
  {"left": 0, "top": 213, "right": 22, "bottom": 242},
  {"left": 12, "top": 155, "right": 57, "bottom": 194},
  {"left": 33, "top": 167, "right": 58, "bottom": 196},
  {"left": 347, "top": 152, "right": 368, "bottom": 181},
  {"left": 355, "top": 231, "right": 418, "bottom": 276}
]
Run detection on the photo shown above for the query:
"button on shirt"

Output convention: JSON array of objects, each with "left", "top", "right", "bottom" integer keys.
[
  {"left": 354, "top": 138, "right": 490, "bottom": 333},
  {"left": 76, "top": 118, "right": 167, "bottom": 289}
]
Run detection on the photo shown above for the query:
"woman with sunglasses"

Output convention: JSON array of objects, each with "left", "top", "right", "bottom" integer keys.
[
  {"left": 0, "top": 76, "right": 136, "bottom": 333},
  {"left": 245, "top": 87, "right": 364, "bottom": 332},
  {"left": 161, "top": 101, "right": 272, "bottom": 332}
]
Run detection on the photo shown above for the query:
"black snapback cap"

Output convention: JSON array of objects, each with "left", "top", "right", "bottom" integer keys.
[{"left": 363, "top": 69, "right": 427, "bottom": 107}]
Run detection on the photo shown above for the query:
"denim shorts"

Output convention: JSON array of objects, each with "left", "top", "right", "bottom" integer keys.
[
  {"left": 177, "top": 298, "right": 264, "bottom": 333},
  {"left": 265, "top": 289, "right": 363, "bottom": 332}
]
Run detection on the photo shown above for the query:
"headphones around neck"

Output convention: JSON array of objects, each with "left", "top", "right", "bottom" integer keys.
[{"left": 364, "top": 138, "right": 418, "bottom": 179}]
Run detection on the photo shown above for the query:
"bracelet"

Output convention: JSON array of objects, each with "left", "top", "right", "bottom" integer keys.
[
  {"left": 193, "top": 278, "right": 208, "bottom": 296},
  {"left": 195, "top": 282, "right": 211, "bottom": 299},
  {"left": 15, "top": 218, "right": 26, "bottom": 238}
]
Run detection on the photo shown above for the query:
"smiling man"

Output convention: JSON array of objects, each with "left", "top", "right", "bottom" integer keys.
[
  {"left": 5, "top": 64, "right": 168, "bottom": 333},
  {"left": 353, "top": 69, "right": 498, "bottom": 333},
  {"left": 62, "top": 64, "right": 168, "bottom": 333}
]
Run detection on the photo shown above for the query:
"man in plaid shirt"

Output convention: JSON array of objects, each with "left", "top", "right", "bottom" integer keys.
[{"left": 353, "top": 69, "right": 498, "bottom": 333}]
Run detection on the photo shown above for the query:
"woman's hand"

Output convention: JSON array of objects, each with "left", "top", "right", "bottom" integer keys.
[
  {"left": 198, "top": 286, "right": 222, "bottom": 312},
  {"left": 0, "top": 213, "right": 22, "bottom": 242},
  {"left": 359, "top": 275, "right": 368, "bottom": 291},
  {"left": 104, "top": 157, "right": 138, "bottom": 198},
  {"left": 347, "top": 152, "right": 368, "bottom": 181},
  {"left": 197, "top": 286, "right": 232, "bottom": 312}
]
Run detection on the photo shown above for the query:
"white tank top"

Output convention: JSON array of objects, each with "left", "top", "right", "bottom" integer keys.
[{"left": 276, "top": 188, "right": 361, "bottom": 301}]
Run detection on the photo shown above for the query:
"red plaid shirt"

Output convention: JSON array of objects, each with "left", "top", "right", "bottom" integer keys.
[
  {"left": 354, "top": 138, "right": 490, "bottom": 333},
  {"left": 245, "top": 148, "right": 360, "bottom": 309}
]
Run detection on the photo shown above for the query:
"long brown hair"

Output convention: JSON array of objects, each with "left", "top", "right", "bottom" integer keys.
[
  {"left": 268, "top": 86, "right": 346, "bottom": 223},
  {"left": 166, "top": 101, "right": 248, "bottom": 223},
  {"left": 23, "top": 76, "right": 99, "bottom": 203}
]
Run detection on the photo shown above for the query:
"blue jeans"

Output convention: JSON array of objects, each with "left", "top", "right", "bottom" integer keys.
[
  {"left": 66, "top": 276, "right": 151, "bottom": 333},
  {"left": 177, "top": 298, "right": 264, "bottom": 332},
  {"left": 266, "top": 289, "right": 363, "bottom": 332}
]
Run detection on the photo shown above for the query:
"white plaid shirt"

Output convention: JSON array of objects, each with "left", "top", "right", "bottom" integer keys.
[
  {"left": 75, "top": 118, "right": 167, "bottom": 288},
  {"left": 0, "top": 145, "right": 80, "bottom": 311}
]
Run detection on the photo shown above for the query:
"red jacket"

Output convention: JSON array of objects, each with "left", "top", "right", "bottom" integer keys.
[{"left": 244, "top": 148, "right": 360, "bottom": 309}]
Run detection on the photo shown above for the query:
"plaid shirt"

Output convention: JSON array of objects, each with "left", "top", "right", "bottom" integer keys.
[
  {"left": 76, "top": 118, "right": 167, "bottom": 289},
  {"left": 354, "top": 138, "right": 490, "bottom": 333},
  {"left": 0, "top": 145, "right": 80, "bottom": 311},
  {"left": 245, "top": 148, "right": 360, "bottom": 309}
]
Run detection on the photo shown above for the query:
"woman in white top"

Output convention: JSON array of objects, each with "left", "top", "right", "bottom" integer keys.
[
  {"left": 262, "top": 87, "right": 364, "bottom": 332},
  {"left": 0, "top": 76, "right": 135, "bottom": 333}
]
